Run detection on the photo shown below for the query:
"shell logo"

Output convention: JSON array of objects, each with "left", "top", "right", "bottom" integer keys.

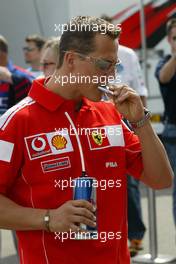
[{"left": 51, "top": 135, "right": 67, "bottom": 150}]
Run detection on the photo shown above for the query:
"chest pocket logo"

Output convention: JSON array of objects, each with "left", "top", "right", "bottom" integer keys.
[
  {"left": 92, "top": 131, "right": 103, "bottom": 146},
  {"left": 87, "top": 125, "right": 125, "bottom": 150},
  {"left": 52, "top": 135, "right": 67, "bottom": 150},
  {"left": 25, "top": 130, "right": 73, "bottom": 160},
  {"left": 32, "top": 137, "right": 46, "bottom": 152}
]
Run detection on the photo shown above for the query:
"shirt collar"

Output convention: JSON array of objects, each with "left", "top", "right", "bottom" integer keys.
[{"left": 29, "top": 78, "right": 96, "bottom": 112}]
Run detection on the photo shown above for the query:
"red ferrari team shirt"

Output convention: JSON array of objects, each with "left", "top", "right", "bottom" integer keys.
[{"left": 0, "top": 78, "right": 143, "bottom": 264}]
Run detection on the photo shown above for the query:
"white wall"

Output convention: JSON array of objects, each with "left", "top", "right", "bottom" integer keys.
[
  {"left": 0, "top": 0, "right": 69, "bottom": 67},
  {"left": 2, "top": 0, "right": 165, "bottom": 85},
  {"left": 0, "top": 0, "right": 140, "bottom": 67},
  {"left": 68, "top": 0, "right": 132, "bottom": 18}
]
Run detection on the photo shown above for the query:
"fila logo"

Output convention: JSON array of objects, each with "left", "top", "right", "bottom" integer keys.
[
  {"left": 25, "top": 130, "right": 73, "bottom": 160},
  {"left": 106, "top": 162, "right": 118, "bottom": 168}
]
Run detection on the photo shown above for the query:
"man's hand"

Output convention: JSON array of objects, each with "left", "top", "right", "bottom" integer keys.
[
  {"left": 0, "top": 66, "right": 12, "bottom": 83},
  {"left": 109, "top": 84, "right": 144, "bottom": 122},
  {"left": 49, "top": 200, "right": 96, "bottom": 232}
]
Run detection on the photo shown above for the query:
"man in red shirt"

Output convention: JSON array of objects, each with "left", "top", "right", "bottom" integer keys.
[{"left": 0, "top": 16, "right": 173, "bottom": 264}]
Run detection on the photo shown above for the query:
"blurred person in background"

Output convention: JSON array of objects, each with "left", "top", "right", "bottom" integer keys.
[
  {"left": 40, "top": 37, "right": 60, "bottom": 77},
  {"left": 0, "top": 35, "right": 33, "bottom": 116},
  {"left": 118, "top": 44, "right": 147, "bottom": 256},
  {"left": 0, "top": 34, "right": 34, "bottom": 257},
  {"left": 155, "top": 18, "right": 176, "bottom": 229},
  {"left": 23, "top": 34, "right": 46, "bottom": 78},
  {"left": 101, "top": 15, "right": 147, "bottom": 256},
  {"left": 118, "top": 45, "right": 147, "bottom": 106}
]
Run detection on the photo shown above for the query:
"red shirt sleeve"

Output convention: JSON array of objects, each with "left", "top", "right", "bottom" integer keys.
[{"left": 0, "top": 113, "right": 24, "bottom": 195}]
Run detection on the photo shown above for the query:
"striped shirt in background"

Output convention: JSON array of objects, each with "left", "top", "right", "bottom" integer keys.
[{"left": 0, "top": 61, "right": 34, "bottom": 115}]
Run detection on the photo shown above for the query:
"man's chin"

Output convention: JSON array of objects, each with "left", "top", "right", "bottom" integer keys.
[{"left": 86, "top": 94, "right": 102, "bottom": 102}]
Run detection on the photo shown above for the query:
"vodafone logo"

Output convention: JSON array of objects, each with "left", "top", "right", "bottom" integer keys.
[
  {"left": 31, "top": 137, "right": 46, "bottom": 152},
  {"left": 25, "top": 134, "right": 52, "bottom": 159}
]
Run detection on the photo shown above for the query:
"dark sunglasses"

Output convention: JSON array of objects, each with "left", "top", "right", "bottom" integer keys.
[
  {"left": 63, "top": 51, "right": 121, "bottom": 71},
  {"left": 40, "top": 62, "right": 56, "bottom": 68},
  {"left": 79, "top": 53, "right": 121, "bottom": 71},
  {"left": 23, "top": 47, "right": 36, "bottom": 52}
]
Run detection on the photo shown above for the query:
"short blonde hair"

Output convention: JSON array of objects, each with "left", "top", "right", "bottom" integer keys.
[
  {"left": 0, "top": 35, "right": 8, "bottom": 53},
  {"left": 42, "top": 37, "right": 60, "bottom": 57},
  {"left": 166, "top": 18, "right": 176, "bottom": 35}
]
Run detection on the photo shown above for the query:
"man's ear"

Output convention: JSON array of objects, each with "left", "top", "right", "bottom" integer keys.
[
  {"left": 167, "top": 35, "right": 171, "bottom": 45},
  {"left": 63, "top": 51, "right": 75, "bottom": 69}
]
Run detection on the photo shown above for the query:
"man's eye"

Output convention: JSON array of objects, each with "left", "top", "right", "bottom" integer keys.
[{"left": 96, "top": 60, "right": 110, "bottom": 70}]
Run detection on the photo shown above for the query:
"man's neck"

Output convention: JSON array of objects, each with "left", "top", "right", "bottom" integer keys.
[{"left": 45, "top": 70, "right": 82, "bottom": 102}]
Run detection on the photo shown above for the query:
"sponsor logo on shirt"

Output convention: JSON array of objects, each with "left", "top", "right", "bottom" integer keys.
[
  {"left": 31, "top": 136, "right": 48, "bottom": 152},
  {"left": 41, "top": 156, "right": 71, "bottom": 173},
  {"left": 91, "top": 131, "right": 103, "bottom": 146},
  {"left": 51, "top": 135, "right": 67, "bottom": 150},
  {"left": 89, "top": 129, "right": 110, "bottom": 149},
  {"left": 25, "top": 130, "right": 73, "bottom": 160},
  {"left": 87, "top": 125, "right": 124, "bottom": 150},
  {"left": 105, "top": 162, "right": 118, "bottom": 168}
]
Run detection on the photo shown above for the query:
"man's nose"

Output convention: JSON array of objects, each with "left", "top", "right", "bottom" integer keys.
[{"left": 107, "top": 67, "right": 116, "bottom": 78}]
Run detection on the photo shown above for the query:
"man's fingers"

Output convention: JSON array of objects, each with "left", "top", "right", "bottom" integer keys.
[
  {"left": 70, "top": 223, "right": 80, "bottom": 233},
  {"left": 109, "top": 83, "right": 138, "bottom": 104},
  {"left": 74, "top": 207, "right": 96, "bottom": 221},
  {"left": 71, "top": 200, "right": 96, "bottom": 212},
  {"left": 109, "top": 84, "right": 135, "bottom": 95},
  {"left": 72, "top": 215, "right": 96, "bottom": 228},
  {"left": 114, "top": 91, "right": 137, "bottom": 103}
]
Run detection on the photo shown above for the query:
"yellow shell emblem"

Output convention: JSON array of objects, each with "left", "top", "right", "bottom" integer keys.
[
  {"left": 51, "top": 135, "right": 67, "bottom": 150},
  {"left": 92, "top": 131, "right": 103, "bottom": 145}
]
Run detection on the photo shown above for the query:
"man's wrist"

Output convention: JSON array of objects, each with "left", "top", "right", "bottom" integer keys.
[
  {"left": 129, "top": 108, "right": 151, "bottom": 130},
  {"left": 44, "top": 210, "right": 51, "bottom": 232}
]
